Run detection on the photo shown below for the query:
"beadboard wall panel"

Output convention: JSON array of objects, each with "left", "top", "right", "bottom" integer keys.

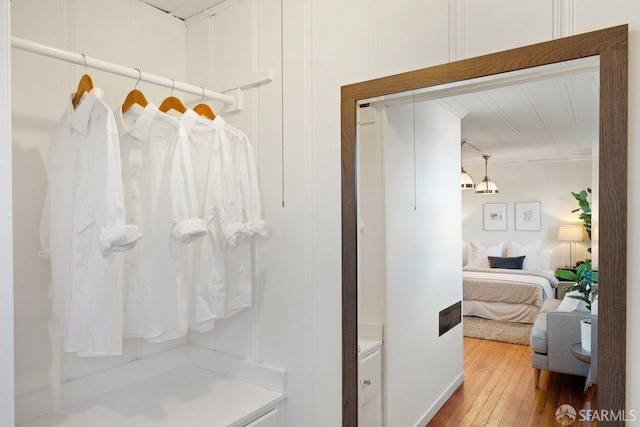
[{"left": 11, "top": 0, "right": 188, "bottom": 398}]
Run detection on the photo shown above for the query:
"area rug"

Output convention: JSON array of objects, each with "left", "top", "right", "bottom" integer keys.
[{"left": 463, "top": 316, "right": 532, "bottom": 346}]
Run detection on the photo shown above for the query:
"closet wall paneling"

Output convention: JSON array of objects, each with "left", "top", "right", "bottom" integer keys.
[
  {"left": 186, "top": 0, "right": 311, "bottom": 424},
  {"left": 11, "top": 0, "right": 188, "bottom": 402},
  {"left": 0, "top": 0, "right": 14, "bottom": 424},
  {"left": 190, "top": 0, "right": 257, "bottom": 360}
]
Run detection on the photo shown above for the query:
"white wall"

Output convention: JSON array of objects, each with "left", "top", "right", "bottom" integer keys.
[
  {"left": 185, "top": 1, "right": 312, "bottom": 425},
  {"left": 298, "top": 3, "right": 639, "bottom": 423},
  {"left": 0, "top": 0, "right": 14, "bottom": 424},
  {"left": 357, "top": 105, "right": 386, "bottom": 327},
  {"left": 384, "top": 100, "right": 463, "bottom": 426},
  {"left": 11, "top": 0, "right": 188, "bottom": 399},
  {"left": 462, "top": 159, "right": 593, "bottom": 267}
]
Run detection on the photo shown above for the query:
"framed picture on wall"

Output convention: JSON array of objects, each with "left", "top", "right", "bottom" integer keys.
[
  {"left": 483, "top": 203, "right": 507, "bottom": 231},
  {"left": 515, "top": 201, "right": 541, "bottom": 231}
]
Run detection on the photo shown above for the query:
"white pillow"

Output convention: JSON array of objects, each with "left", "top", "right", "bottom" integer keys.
[
  {"left": 556, "top": 290, "right": 590, "bottom": 313},
  {"left": 507, "top": 240, "right": 542, "bottom": 270},
  {"left": 538, "top": 248, "right": 553, "bottom": 271},
  {"left": 462, "top": 241, "right": 469, "bottom": 266},
  {"left": 466, "top": 242, "right": 504, "bottom": 268}
]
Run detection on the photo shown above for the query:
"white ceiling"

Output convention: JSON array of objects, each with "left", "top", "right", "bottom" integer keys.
[
  {"left": 455, "top": 69, "right": 599, "bottom": 166},
  {"left": 142, "top": 0, "right": 226, "bottom": 19},
  {"left": 373, "top": 58, "right": 600, "bottom": 166}
]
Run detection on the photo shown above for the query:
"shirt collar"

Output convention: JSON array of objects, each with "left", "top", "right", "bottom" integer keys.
[
  {"left": 212, "top": 115, "right": 226, "bottom": 127},
  {"left": 70, "top": 87, "right": 103, "bottom": 136},
  {"left": 180, "top": 109, "right": 200, "bottom": 134},
  {"left": 117, "top": 102, "right": 158, "bottom": 142}
]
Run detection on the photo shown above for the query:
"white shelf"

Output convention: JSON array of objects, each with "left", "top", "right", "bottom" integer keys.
[{"left": 18, "top": 365, "right": 285, "bottom": 427}]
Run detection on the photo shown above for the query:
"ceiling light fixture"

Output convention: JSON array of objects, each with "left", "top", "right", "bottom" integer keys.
[
  {"left": 461, "top": 167, "right": 475, "bottom": 189},
  {"left": 460, "top": 140, "right": 475, "bottom": 189},
  {"left": 475, "top": 154, "right": 499, "bottom": 195}
]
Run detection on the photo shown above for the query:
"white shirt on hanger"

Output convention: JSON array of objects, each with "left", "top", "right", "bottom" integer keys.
[
  {"left": 213, "top": 116, "right": 269, "bottom": 318},
  {"left": 40, "top": 87, "right": 141, "bottom": 357},
  {"left": 116, "top": 103, "right": 207, "bottom": 343},
  {"left": 180, "top": 109, "right": 233, "bottom": 331}
]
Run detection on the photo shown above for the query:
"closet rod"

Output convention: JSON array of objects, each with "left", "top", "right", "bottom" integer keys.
[{"left": 10, "top": 36, "right": 235, "bottom": 105}]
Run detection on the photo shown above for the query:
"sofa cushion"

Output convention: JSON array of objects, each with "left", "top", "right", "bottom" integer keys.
[
  {"left": 530, "top": 299, "right": 562, "bottom": 354},
  {"left": 530, "top": 313, "right": 548, "bottom": 353},
  {"left": 556, "top": 290, "right": 590, "bottom": 313},
  {"left": 540, "top": 298, "right": 561, "bottom": 313}
]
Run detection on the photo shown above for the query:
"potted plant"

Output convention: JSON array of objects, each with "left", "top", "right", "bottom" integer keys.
[
  {"left": 555, "top": 188, "right": 597, "bottom": 350},
  {"left": 555, "top": 260, "right": 598, "bottom": 311}
]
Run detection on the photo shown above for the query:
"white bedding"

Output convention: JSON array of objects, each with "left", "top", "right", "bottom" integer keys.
[
  {"left": 463, "top": 270, "right": 556, "bottom": 300},
  {"left": 462, "top": 268, "right": 558, "bottom": 323}
]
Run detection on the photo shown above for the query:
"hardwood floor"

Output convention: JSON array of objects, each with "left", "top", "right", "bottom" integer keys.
[{"left": 427, "top": 337, "right": 596, "bottom": 426}]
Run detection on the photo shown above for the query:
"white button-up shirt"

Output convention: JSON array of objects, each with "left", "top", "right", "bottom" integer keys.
[
  {"left": 40, "top": 88, "right": 142, "bottom": 356},
  {"left": 215, "top": 117, "right": 269, "bottom": 247},
  {"left": 116, "top": 103, "right": 207, "bottom": 343},
  {"left": 180, "top": 110, "right": 233, "bottom": 331},
  {"left": 213, "top": 117, "right": 269, "bottom": 317}
]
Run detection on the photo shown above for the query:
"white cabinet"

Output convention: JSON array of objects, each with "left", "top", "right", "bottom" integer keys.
[{"left": 359, "top": 347, "right": 382, "bottom": 427}]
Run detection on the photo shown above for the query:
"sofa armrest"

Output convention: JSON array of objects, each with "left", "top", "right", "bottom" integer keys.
[{"left": 547, "top": 311, "right": 591, "bottom": 377}]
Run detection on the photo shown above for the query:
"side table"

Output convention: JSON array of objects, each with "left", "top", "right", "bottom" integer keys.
[{"left": 571, "top": 343, "right": 595, "bottom": 395}]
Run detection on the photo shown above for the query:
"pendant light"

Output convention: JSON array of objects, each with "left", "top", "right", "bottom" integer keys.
[
  {"left": 475, "top": 154, "right": 499, "bottom": 194},
  {"left": 461, "top": 167, "right": 475, "bottom": 189},
  {"left": 460, "top": 140, "right": 475, "bottom": 189}
]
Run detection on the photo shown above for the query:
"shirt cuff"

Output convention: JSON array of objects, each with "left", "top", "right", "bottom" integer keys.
[
  {"left": 98, "top": 225, "right": 143, "bottom": 257},
  {"left": 222, "top": 222, "right": 248, "bottom": 248},
  {"left": 245, "top": 219, "right": 269, "bottom": 240},
  {"left": 172, "top": 218, "right": 208, "bottom": 243}
]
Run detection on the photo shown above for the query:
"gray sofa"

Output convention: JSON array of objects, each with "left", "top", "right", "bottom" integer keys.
[{"left": 530, "top": 298, "right": 591, "bottom": 386}]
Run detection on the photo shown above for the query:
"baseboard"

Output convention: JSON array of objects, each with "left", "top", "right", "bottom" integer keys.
[
  {"left": 413, "top": 372, "right": 465, "bottom": 427},
  {"left": 187, "top": 345, "right": 287, "bottom": 393}
]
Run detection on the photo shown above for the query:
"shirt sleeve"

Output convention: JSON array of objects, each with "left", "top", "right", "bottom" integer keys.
[
  {"left": 240, "top": 137, "right": 269, "bottom": 241},
  {"left": 88, "top": 105, "right": 142, "bottom": 257},
  {"left": 170, "top": 126, "right": 207, "bottom": 243},
  {"left": 214, "top": 130, "right": 245, "bottom": 247}
]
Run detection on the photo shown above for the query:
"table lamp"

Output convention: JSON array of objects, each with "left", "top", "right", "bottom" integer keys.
[{"left": 558, "top": 224, "right": 584, "bottom": 268}]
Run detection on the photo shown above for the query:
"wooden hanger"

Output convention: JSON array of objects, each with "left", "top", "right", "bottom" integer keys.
[
  {"left": 72, "top": 74, "right": 94, "bottom": 108},
  {"left": 193, "top": 87, "right": 216, "bottom": 120},
  {"left": 159, "top": 96, "right": 187, "bottom": 114},
  {"left": 159, "top": 79, "right": 187, "bottom": 114},
  {"left": 122, "top": 68, "right": 148, "bottom": 113},
  {"left": 72, "top": 54, "right": 94, "bottom": 108}
]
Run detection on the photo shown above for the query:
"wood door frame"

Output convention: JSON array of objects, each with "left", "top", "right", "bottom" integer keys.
[{"left": 341, "top": 25, "right": 628, "bottom": 426}]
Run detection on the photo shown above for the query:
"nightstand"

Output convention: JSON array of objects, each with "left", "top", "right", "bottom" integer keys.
[{"left": 556, "top": 281, "right": 575, "bottom": 300}]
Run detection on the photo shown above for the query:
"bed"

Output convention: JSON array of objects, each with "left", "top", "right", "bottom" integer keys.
[{"left": 463, "top": 267, "right": 559, "bottom": 323}]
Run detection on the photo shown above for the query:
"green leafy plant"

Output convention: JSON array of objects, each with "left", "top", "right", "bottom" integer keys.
[
  {"left": 571, "top": 188, "right": 592, "bottom": 253},
  {"left": 555, "top": 187, "right": 596, "bottom": 310},
  {"left": 555, "top": 260, "right": 598, "bottom": 311}
]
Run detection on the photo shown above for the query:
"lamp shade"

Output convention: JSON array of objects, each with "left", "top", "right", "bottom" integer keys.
[
  {"left": 461, "top": 168, "right": 475, "bottom": 189},
  {"left": 475, "top": 154, "right": 499, "bottom": 194},
  {"left": 475, "top": 178, "right": 499, "bottom": 194},
  {"left": 558, "top": 224, "right": 584, "bottom": 242}
]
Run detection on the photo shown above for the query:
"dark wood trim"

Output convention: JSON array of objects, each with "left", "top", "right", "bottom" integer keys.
[
  {"left": 598, "top": 46, "right": 628, "bottom": 418},
  {"left": 341, "top": 98, "right": 358, "bottom": 425},
  {"left": 341, "top": 25, "right": 628, "bottom": 427}
]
